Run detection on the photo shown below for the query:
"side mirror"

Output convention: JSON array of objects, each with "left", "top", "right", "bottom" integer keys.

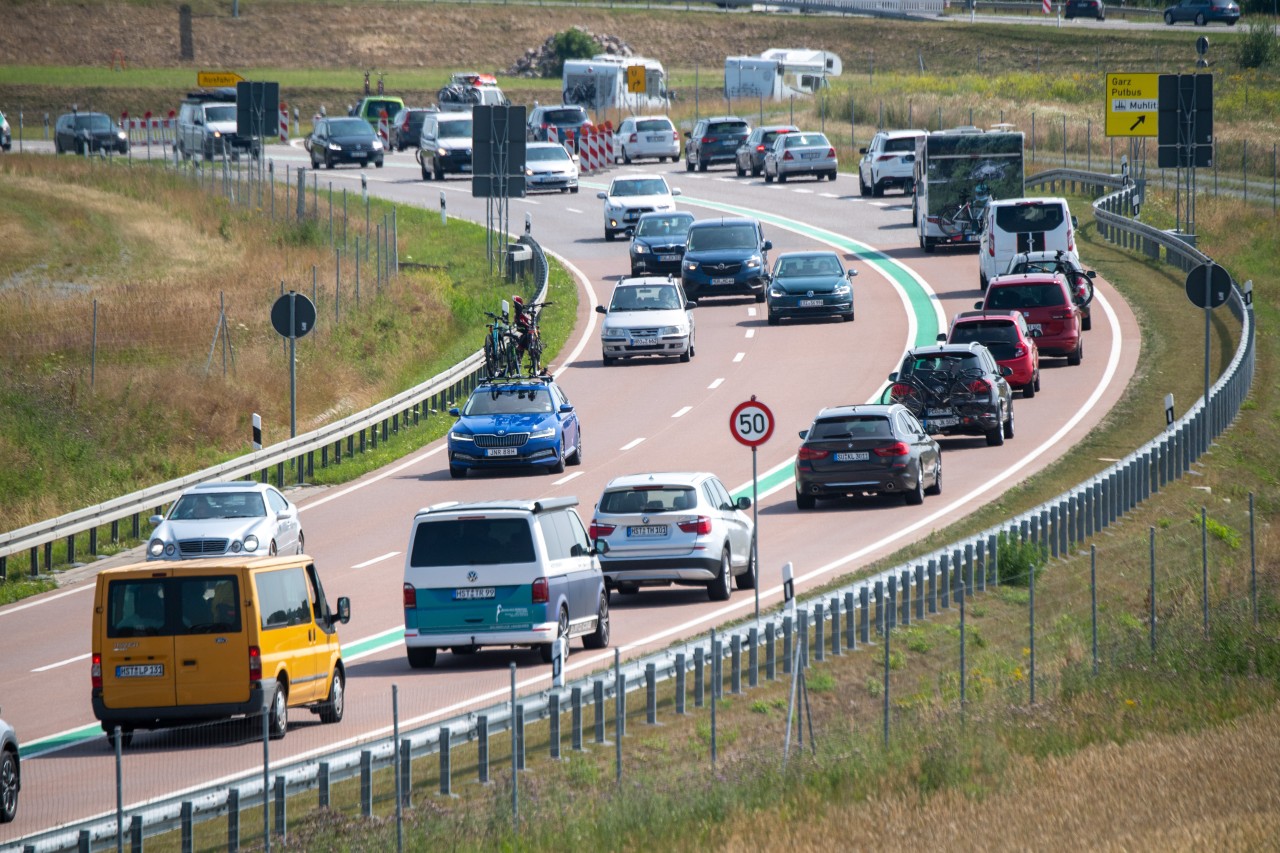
[
  {"left": 735, "top": 496, "right": 752, "bottom": 511},
  {"left": 596, "top": 191, "right": 607, "bottom": 200},
  {"left": 937, "top": 333, "right": 948, "bottom": 342},
  {"left": 595, "top": 304, "right": 608, "bottom": 315},
  {"left": 672, "top": 188, "right": 683, "bottom": 197},
  {"left": 593, "top": 539, "right": 611, "bottom": 555},
  {"left": 685, "top": 300, "right": 697, "bottom": 309},
  {"left": 799, "top": 429, "right": 809, "bottom": 439},
  {"left": 683, "top": 131, "right": 691, "bottom": 138},
  {"left": 1000, "top": 365, "right": 1013, "bottom": 377},
  {"left": 762, "top": 240, "right": 773, "bottom": 252},
  {"left": 335, "top": 597, "right": 351, "bottom": 624},
  {"left": 448, "top": 407, "right": 461, "bottom": 417},
  {"left": 859, "top": 147, "right": 868, "bottom": 155},
  {"left": 559, "top": 403, "right": 574, "bottom": 413},
  {"left": 149, "top": 514, "right": 164, "bottom": 526},
  {"left": 1086, "top": 270, "right": 1097, "bottom": 279},
  {"left": 1030, "top": 329, "right": 1042, "bottom": 338},
  {"left": 848, "top": 268, "right": 859, "bottom": 278},
  {"left": 888, "top": 371, "right": 899, "bottom": 382},
  {"left": 974, "top": 301, "right": 984, "bottom": 309},
  {"left": 1071, "top": 215, "right": 1079, "bottom": 229}
]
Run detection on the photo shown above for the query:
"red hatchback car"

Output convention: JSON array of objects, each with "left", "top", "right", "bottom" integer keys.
[
  {"left": 977, "top": 273, "right": 1083, "bottom": 365},
  {"left": 944, "top": 310, "right": 1041, "bottom": 397}
]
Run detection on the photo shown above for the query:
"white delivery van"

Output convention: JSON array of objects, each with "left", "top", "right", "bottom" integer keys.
[{"left": 978, "top": 196, "right": 1078, "bottom": 289}]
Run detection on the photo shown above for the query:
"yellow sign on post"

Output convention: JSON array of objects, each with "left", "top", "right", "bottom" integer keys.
[
  {"left": 197, "top": 71, "right": 245, "bottom": 89},
  {"left": 626, "top": 65, "right": 646, "bottom": 94},
  {"left": 1105, "top": 72, "right": 1159, "bottom": 138}
]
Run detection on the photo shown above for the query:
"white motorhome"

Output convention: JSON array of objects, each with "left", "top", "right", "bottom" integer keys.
[
  {"left": 562, "top": 55, "right": 668, "bottom": 112},
  {"left": 724, "top": 49, "right": 842, "bottom": 101}
]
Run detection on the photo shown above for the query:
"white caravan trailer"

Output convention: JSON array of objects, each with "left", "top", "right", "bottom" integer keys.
[
  {"left": 724, "top": 48, "right": 842, "bottom": 101},
  {"left": 562, "top": 55, "right": 668, "bottom": 112}
]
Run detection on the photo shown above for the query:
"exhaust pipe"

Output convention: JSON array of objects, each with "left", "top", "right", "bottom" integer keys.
[{"left": 884, "top": 481, "right": 896, "bottom": 491}]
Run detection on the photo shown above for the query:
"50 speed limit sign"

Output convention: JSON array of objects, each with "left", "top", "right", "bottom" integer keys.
[{"left": 729, "top": 398, "right": 774, "bottom": 448}]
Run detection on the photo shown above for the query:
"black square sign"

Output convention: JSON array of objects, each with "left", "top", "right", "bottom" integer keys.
[{"left": 1157, "top": 73, "right": 1212, "bottom": 169}]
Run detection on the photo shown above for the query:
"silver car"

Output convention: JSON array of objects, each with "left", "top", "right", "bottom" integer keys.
[
  {"left": 523, "top": 141, "right": 579, "bottom": 193},
  {"left": 595, "top": 277, "right": 696, "bottom": 364},
  {"left": 147, "top": 481, "right": 304, "bottom": 560},
  {"left": 1, "top": 709, "right": 18, "bottom": 824},
  {"left": 588, "top": 471, "right": 755, "bottom": 601},
  {"left": 763, "top": 131, "right": 838, "bottom": 183}
]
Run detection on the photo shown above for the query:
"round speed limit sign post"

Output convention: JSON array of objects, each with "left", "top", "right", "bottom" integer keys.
[{"left": 730, "top": 397, "right": 774, "bottom": 622}]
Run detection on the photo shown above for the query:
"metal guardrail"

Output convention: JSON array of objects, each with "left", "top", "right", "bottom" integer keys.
[
  {"left": 4, "top": 170, "right": 1256, "bottom": 853},
  {"left": 0, "top": 233, "right": 549, "bottom": 575}
]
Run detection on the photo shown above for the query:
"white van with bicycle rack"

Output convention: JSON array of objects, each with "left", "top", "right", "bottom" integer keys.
[
  {"left": 402, "top": 498, "right": 610, "bottom": 668},
  {"left": 978, "top": 196, "right": 1078, "bottom": 290}
]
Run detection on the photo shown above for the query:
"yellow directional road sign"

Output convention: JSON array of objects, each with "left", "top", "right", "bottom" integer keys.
[
  {"left": 627, "top": 65, "right": 646, "bottom": 94},
  {"left": 197, "top": 71, "right": 245, "bottom": 89},
  {"left": 1105, "top": 72, "right": 1158, "bottom": 138}
]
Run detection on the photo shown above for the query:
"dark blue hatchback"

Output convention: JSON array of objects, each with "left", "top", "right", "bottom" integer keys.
[
  {"left": 681, "top": 218, "right": 772, "bottom": 302},
  {"left": 447, "top": 377, "right": 582, "bottom": 478}
]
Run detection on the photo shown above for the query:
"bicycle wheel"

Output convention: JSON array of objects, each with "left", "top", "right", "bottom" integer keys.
[
  {"left": 483, "top": 335, "right": 497, "bottom": 378},
  {"left": 528, "top": 335, "right": 544, "bottom": 374},
  {"left": 504, "top": 335, "right": 521, "bottom": 376}
]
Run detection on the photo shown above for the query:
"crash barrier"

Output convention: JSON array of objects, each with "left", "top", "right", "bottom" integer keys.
[
  {"left": 120, "top": 113, "right": 175, "bottom": 148},
  {"left": 1, "top": 170, "right": 1256, "bottom": 852}
]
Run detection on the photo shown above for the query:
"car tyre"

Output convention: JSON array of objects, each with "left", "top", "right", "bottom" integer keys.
[
  {"left": 540, "top": 607, "right": 570, "bottom": 663},
  {"left": 407, "top": 646, "right": 437, "bottom": 669},
  {"left": 768, "top": 312, "right": 780, "bottom": 326},
  {"left": 102, "top": 724, "right": 134, "bottom": 749},
  {"left": 0, "top": 749, "right": 16, "bottom": 824},
  {"left": 843, "top": 310, "right": 855, "bottom": 323},
  {"left": 707, "top": 549, "right": 732, "bottom": 601},
  {"left": 796, "top": 489, "right": 816, "bottom": 510},
  {"left": 904, "top": 466, "right": 925, "bottom": 505},
  {"left": 1023, "top": 380, "right": 1036, "bottom": 399},
  {"left": 1004, "top": 404, "right": 1015, "bottom": 439},
  {"left": 325, "top": 152, "right": 334, "bottom": 170},
  {"left": 1082, "top": 314, "right": 1092, "bottom": 331},
  {"left": 827, "top": 171, "right": 837, "bottom": 181},
  {"left": 602, "top": 353, "right": 615, "bottom": 366},
  {"left": 617, "top": 583, "right": 640, "bottom": 595},
  {"left": 449, "top": 464, "right": 466, "bottom": 479},
  {"left": 1165, "top": 9, "right": 1174, "bottom": 23},
  {"left": 568, "top": 434, "right": 583, "bottom": 466},
  {"left": 267, "top": 682, "right": 288, "bottom": 740},
  {"left": 859, "top": 173, "right": 869, "bottom": 196},
  {"left": 736, "top": 162, "right": 746, "bottom": 177},
  {"left": 778, "top": 173, "right": 788, "bottom": 184},
  {"left": 986, "top": 423, "right": 1005, "bottom": 447},
  {"left": 1067, "top": 341, "right": 1083, "bottom": 366},
  {"left": 680, "top": 347, "right": 691, "bottom": 363},
  {"left": 925, "top": 454, "right": 943, "bottom": 496},
  {"left": 737, "top": 547, "right": 758, "bottom": 590},
  {"left": 764, "top": 172, "right": 774, "bottom": 184},
  {"left": 420, "top": 157, "right": 431, "bottom": 180},
  {"left": 1034, "top": 371, "right": 1042, "bottom": 392},
  {"left": 698, "top": 159, "right": 708, "bottom": 172},
  {"left": 751, "top": 164, "right": 762, "bottom": 177},
  {"left": 622, "top": 147, "right": 632, "bottom": 165},
  {"left": 583, "top": 595, "right": 610, "bottom": 649},
  {"left": 686, "top": 157, "right": 694, "bottom": 172},
  {"left": 434, "top": 159, "right": 445, "bottom": 181},
  {"left": 297, "top": 532, "right": 305, "bottom": 555},
  {"left": 317, "top": 667, "right": 345, "bottom": 724},
  {"left": 872, "top": 179, "right": 884, "bottom": 197},
  {"left": 549, "top": 444, "right": 566, "bottom": 474},
  {"left": 1195, "top": 12, "right": 1206, "bottom": 24},
  {"left": 604, "top": 230, "right": 616, "bottom": 242}
]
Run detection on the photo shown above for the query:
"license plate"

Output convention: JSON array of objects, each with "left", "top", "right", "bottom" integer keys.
[
  {"left": 659, "top": 254, "right": 679, "bottom": 262},
  {"left": 116, "top": 664, "right": 164, "bottom": 678},
  {"left": 486, "top": 447, "right": 518, "bottom": 457},
  {"left": 647, "top": 135, "right": 665, "bottom": 142},
  {"left": 631, "top": 337, "right": 657, "bottom": 346},
  {"left": 966, "top": 234, "right": 979, "bottom": 242},
  {"left": 711, "top": 277, "right": 736, "bottom": 285},
  {"left": 834, "top": 451, "right": 869, "bottom": 462},
  {"left": 927, "top": 408, "right": 955, "bottom": 418},
  {"left": 454, "top": 587, "right": 496, "bottom": 600},
  {"left": 802, "top": 152, "right": 821, "bottom": 159},
  {"left": 798, "top": 298, "right": 824, "bottom": 307},
  {"left": 351, "top": 151, "right": 366, "bottom": 158},
  {"left": 929, "top": 417, "right": 960, "bottom": 428},
  {"left": 460, "top": 164, "right": 472, "bottom": 172},
  {"left": 628, "top": 525, "right": 668, "bottom": 537},
  {"left": 1028, "top": 323, "right": 1042, "bottom": 333}
]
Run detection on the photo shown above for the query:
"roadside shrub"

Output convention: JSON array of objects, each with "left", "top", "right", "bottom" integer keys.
[
  {"left": 1236, "top": 20, "right": 1278, "bottom": 70},
  {"left": 994, "top": 532, "right": 1048, "bottom": 587},
  {"left": 550, "top": 28, "right": 598, "bottom": 78}
]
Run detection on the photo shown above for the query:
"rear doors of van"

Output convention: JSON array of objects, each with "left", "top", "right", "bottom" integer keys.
[{"left": 980, "top": 198, "right": 1076, "bottom": 289}]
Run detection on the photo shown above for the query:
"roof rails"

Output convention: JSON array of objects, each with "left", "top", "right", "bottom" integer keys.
[{"left": 417, "top": 496, "right": 578, "bottom": 516}]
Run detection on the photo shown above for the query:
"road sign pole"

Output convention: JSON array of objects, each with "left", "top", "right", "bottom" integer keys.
[
  {"left": 752, "top": 445, "right": 759, "bottom": 623},
  {"left": 1203, "top": 264, "right": 1210, "bottom": 455},
  {"left": 289, "top": 294, "right": 297, "bottom": 439}
]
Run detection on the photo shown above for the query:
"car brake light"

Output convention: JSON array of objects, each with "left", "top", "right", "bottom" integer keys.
[
  {"left": 532, "top": 577, "right": 549, "bottom": 603},
  {"left": 672, "top": 131, "right": 679, "bottom": 141},
  {"left": 797, "top": 446, "right": 829, "bottom": 461},
  {"left": 783, "top": 151, "right": 794, "bottom": 161},
  {"left": 988, "top": 238, "right": 995, "bottom": 256},
  {"left": 249, "top": 645, "right": 262, "bottom": 682},
  {"left": 541, "top": 122, "right": 549, "bottom": 130},
  {"left": 876, "top": 154, "right": 896, "bottom": 161},
  {"left": 967, "top": 379, "right": 991, "bottom": 393},
  {"left": 1013, "top": 345, "right": 1026, "bottom": 358},
  {"left": 92, "top": 652, "right": 102, "bottom": 690},
  {"left": 677, "top": 516, "right": 713, "bottom": 535},
  {"left": 701, "top": 137, "right": 713, "bottom": 144},
  {"left": 874, "top": 442, "right": 911, "bottom": 457},
  {"left": 589, "top": 521, "right": 616, "bottom": 539},
  {"left": 756, "top": 144, "right": 766, "bottom": 152},
  {"left": 890, "top": 382, "right": 915, "bottom": 399},
  {"left": 827, "top": 147, "right": 836, "bottom": 158},
  {"left": 629, "top": 133, "right": 637, "bottom": 143},
  {"left": 403, "top": 583, "right": 416, "bottom": 608},
  {"left": 402, "top": 118, "right": 410, "bottom": 130}
]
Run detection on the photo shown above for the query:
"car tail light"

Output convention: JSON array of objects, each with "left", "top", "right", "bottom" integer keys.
[
  {"left": 967, "top": 379, "right": 991, "bottom": 394},
  {"left": 589, "top": 521, "right": 616, "bottom": 539},
  {"left": 629, "top": 133, "right": 637, "bottom": 143},
  {"left": 541, "top": 122, "right": 549, "bottom": 130},
  {"left": 876, "top": 154, "right": 896, "bottom": 161},
  {"left": 1013, "top": 345, "right": 1026, "bottom": 358},
  {"left": 701, "top": 137, "right": 713, "bottom": 144},
  {"left": 92, "top": 652, "right": 102, "bottom": 689},
  {"left": 756, "top": 144, "right": 766, "bottom": 152},
  {"left": 402, "top": 118, "right": 410, "bottom": 130},
  {"left": 403, "top": 583, "right": 416, "bottom": 608},
  {"left": 249, "top": 646, "right": 262, "bottom": 682},
  {"left": 678, "top": 516, "right": 713, "bottom": 535},
  {"left": 874, "top": 442, "right": 911, "bottom": 457},
  {"left": 783, "top": 150, "right": 794, "bottom": 161},
  {"left": 532, "top": 577, "right": 549, "bottom": 603},
  {"left": 797, "top": 446, "right": 829, "bottom": 461},
  {"left": 890, "top": 382, "right": 915, "bottom": 399},
  {"left": 988, "top": 237, "right": 995, "bottom": 256},
  {"left": 672, "top": 131, "right": 678, "bottom": 141},
  {"left": 827, "top": 147, "right": 836, "bottom": 158}
]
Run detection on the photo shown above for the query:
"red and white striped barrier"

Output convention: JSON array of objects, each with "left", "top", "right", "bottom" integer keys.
[
  {"left": 278, "top": 102, "right": 289, "bottom": 142},
  {"left": 121, "top": 112, "right": 176, "bottom": 148},
  {"left": 377, "top": 111, "right": 390, "bottom": 144}
]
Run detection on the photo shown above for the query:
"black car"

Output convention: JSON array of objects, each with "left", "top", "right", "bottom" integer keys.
[
  {"left": 794, "top": 403, "right": 941, "bottom": 508},
  {"left": 681, "top": 217, "right": 772, "bottom": 302},
  {"left": 1164, "top": 0, "right": 1239, "bottom": 25},
  {"left": 735, "top": 124, "right": 798, "bottom": 178},
  {"left": 886, "top": 342, "right": 1015, "bottom": 446},
  {"left": 389, "top": 107, "right": 432, "bottom": 151},
  {"left": 307, "top": 117, "right": 385, "bottom": 169},
  {"left": 54, "top": 111, "right": 129, "bottom": 155},
  {"left": 1064, "top": 0, "right": 1106, "bottom": 18},
  {"left": 685, "top": 116, "right": 750, "bottom": 172},
  {"left": 766, "top": 251, "right": 857, "bottom": 325},
  {"left": 527, "top": 105, "right": 592, "bottom": 147},
  {"left": 629, "top": 211, "right": 696, "bottom": 277}
]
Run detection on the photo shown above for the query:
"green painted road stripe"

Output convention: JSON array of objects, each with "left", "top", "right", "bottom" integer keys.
[{"left": 23, "top": 724, "right": 103, "bottom": 757}]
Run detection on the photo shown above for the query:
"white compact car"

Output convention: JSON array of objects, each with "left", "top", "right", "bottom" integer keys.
[
  {"left": 613, "top": 115, "right": 680, "bottom": 164},
  {"left": 597, "top": 173, "right": 681, "bottom": 241},
  {"left": 588, "top": 472, "right": 755, "bottom": 601},
  {"left": 595, "top": 276, "right": 696, "bottom": 364},
  {"left": 858, "top": 129, "right": 925, "bottom": 197},
  {"left": 147, "top": 481, "right": 304, "bottom": 560},
  {"left": 523, "top": 141, "right": 579, "bottom": 193}
]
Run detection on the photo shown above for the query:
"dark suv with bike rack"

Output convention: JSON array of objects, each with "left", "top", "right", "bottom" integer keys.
[{"left": 885, "top": 342, "right": 1015, "bottom": 447}]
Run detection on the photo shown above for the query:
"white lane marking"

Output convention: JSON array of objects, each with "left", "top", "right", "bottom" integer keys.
[
  {"left": 733, "top": 352, "right": 745, "bottom": 362},
  {"left": 515, "top": 198, "right": 540, "bottom": 205},
  {"left": 566, "top": 208, "right": 583, "bottom": 214},
  {"left": 552, "top": 471, "right": 584, "bottom": 486},
  {"left": 32, "top": 652, "right": 90, "bottom": 673},
  {"left": 352, "top": 551, "right": 400, "bottom": 570},
  {"left": 747, "top": 307, "right": 757, "bottom": 317},
  {"left": 870, "top": 201, "right": 890, "bottom": 207},
  {"left": 621, "top": 438, "right": 645, "bottom": 451},
  {"left": 708, "top": 378, "right": 724, "bottom": 390},
  {"left": 672, "top": 406, "right": 692, "bottom": 418},
  {"left": 820, "top": 193, "right": 838, "bottom": 198},
  {"left": 792, "top": 189, "right": 814, "bottom": 194},
  {"left": 0, "top": 583, "right": 93, "bottom": 618},
  {"left": 745, "top": 329, "right": 755, "bottom": 339},
  {"left": 716, "top": 178, "right": 737, "bottom": 183}
]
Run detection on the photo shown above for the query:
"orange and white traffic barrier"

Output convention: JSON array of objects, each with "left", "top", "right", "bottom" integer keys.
[
  {"left": 278, "top": 102, "right": 289, "bottom": 142},
  {"left": 377, "top": 110, "right": 389, "bottom": 144}
]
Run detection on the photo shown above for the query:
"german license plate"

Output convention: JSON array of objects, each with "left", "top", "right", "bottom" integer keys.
[
  {"left": 116, "top": 664, "right": 164, "bottom": 678},
  {"left": 927, "top": 409, "right": 955, "bottom": 418},
  {"left": 352, "top": 151, "right": 366, "bottom": 158},
  {"left": 659, "top": 254, "right": 679, "bottom": 262},
  {"left": 930, "top": 417, "right": 960, "bottom": 428},
  {"left": 647, "top": 135, "right": 665, "bottom": 142},
  {"left": 454, "top": 587, "right": 496, "bottom": 600},
  {"left": 834, "top": 451, "right": 869, "bottom": 462},
  {"left": 628, "top": 525, "right": 668, "bottom": 537},
  {"left": 460, "top": 164, "right": 472, "bottom": 172},
  {"left": 1028, "top": 323, "right": 1042, "bottom": 333},
  {"left": 802, "top": 151, "right": 820, "bottom": 159},
  {"left": 966, "top": 234, "right": 979, "bottom": 241},
  {"left": 798, "top": 298, "right": 824, "bottom": 307},
  {"left": 632, "top": 337, "right": 657, "bottom": 346},
  {"left": 712, "top": 277, "right": 735, "bottom": 285},
  {"left": 486, "top": 447, "right": 518, "bottom": 457}
]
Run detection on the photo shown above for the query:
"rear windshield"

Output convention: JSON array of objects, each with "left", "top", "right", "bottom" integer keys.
[
  {"left": 761, "top": 129, "right": 791, "bottom": 146},
  {"left": 883, "top": 137, "right": 917, "bottom": 153},
  {"left": 994, "top": 203, "right": 1066, "bottom": 233},
  {"left": 987, "top": 283, "right": 1066, "bottom": 310},
  {"left": 951, "top": 320, "right": 1018, "bottom": 344},
  {"left": 410, "top": 518, "right": 536, "bottom": 567},
  {"left": 785, "top": 133, "right": 830, "bottom": 149},
  {"left": 635, "top": 214, "right": 693, "bottom": 238},
  {"left": 708, "top": 121, "right": 748, "bottom": 134},
  {"left": 687, "top": 224, "right": 758, "bottom": 252},
  {"left": 636, "top": 119, "right": 673, "bottom": 132},
  {"left": 106, "top": 575, "right": 241, "bottom": 637},
  {"left": 809, "top": 416, "right": 893, "bottom": 440},
  {"left": 599, "top": 487, "right": 696, "bottom": 514},
  {"left": 545, "top": 109, "right": 587, "bottom": 123}
]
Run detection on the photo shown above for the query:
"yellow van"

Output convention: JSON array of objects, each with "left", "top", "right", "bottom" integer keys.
[{"left": 91, "top": 555, "right": 350, "bottom": 745}]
